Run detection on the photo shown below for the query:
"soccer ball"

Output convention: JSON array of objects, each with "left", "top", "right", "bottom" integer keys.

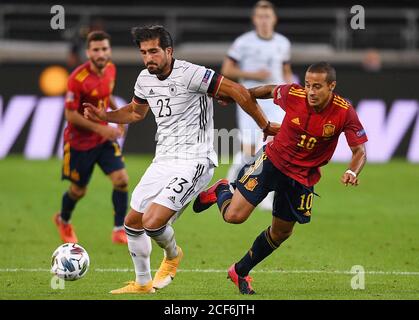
[{"left": 50, "top": 243, "right": 90, "bottom": 281}]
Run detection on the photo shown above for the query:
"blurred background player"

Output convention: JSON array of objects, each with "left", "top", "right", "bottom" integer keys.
[
  {"left": 65, "top": 19, "right": 106, "bottom": 69},
  {"left": 221, "top": 0, "right": 293, "bottom": 211},
  {"left": 53, "top": 31, "right": 129, "bottom": 244},
  {"left": 194, "top": 62, "right": 368, "bottom": 294}
]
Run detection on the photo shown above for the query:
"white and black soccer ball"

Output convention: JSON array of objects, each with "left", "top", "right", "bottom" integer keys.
[{"left": 51, "top": 243, "right": 90, "bottom": 281}]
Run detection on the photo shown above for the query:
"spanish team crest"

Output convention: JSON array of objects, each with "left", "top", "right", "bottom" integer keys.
[
  {"left": 322, "top": 123, "right": 335, "bottom": 137},
  {"left": 244, "top": 178, "right": 258, "bottom": 191}
]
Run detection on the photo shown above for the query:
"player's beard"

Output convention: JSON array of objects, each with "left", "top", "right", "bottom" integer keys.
[
  {"left": 147, "top": 59, "right": 169, "bottom": 75},
  {"left": 91, "top": 57, "right": 109, "bottom": 70}
]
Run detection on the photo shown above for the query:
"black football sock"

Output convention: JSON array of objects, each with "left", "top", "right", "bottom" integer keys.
[
  {"left": 215, "top": 184, "right": 233, "bottom": 219},
  {"left": 235, "top": 227, "right": 279, "bottom": 277},
  {"left": 60, "top": 191, "right": 77, "bottom": 223},
  {"left": 112, "top": 189, "right": 128, "bottom": 227}
]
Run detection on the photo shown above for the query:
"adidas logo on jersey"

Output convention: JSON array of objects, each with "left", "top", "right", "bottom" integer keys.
[
  {"left": 291, "top": 117, "right": 301, "bottom": 125},
  {"left": 168, "top": 196, "right": 176, "bottom": 204},
  {"left": 149, "top": 89, "right": 155, "bottom": 95}
]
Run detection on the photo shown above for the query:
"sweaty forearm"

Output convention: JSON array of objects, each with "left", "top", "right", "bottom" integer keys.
[
  {"left": 233, "top": 88, "right": 268, "bottom": 129},
  {"left": 348, "top": 147, "right": 367, "bottom": 175},
  {"left": 249, "top": 85, "right": 276, "bottom": 99},
  {"left": 105, "top": 104, "right": 144, "bottom": 124}
]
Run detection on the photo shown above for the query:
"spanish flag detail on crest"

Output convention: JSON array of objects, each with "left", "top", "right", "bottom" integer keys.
[
  {"left": 244, "top": 178, "right": 258, "bottom": 191},
  {"left": 322, "top": 123, "right": 335, "bottom": 137}
]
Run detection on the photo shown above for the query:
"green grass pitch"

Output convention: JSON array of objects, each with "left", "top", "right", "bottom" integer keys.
[{"left": 0, "top": 155, "right": 418, "bottom": 300}]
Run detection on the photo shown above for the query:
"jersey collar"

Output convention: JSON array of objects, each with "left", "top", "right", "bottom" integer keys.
[{"left": 157, "top": 58, "right": 176, "bottom": 81}]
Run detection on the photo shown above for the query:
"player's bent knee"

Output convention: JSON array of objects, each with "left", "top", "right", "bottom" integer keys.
[
  {"left": 112, "top": 176, "right": 129, "bottom": 190},
  {"left": 142, "top": 216, "right": 164, "bottom": 230},
  {"left": 223, "top": 210, "right": 248, "bottom": 224},
  {"left": 124, "top": 211, "right": 143, "bottom": 230},
  {"left": 114, "top": 182, "right": 128, "bottom": 192},
  {"left": 110, "top": 171, "right": 129, "bottom": 191},
  {"left": 69, "top": 185, "right": 87, "bottom": 199}
]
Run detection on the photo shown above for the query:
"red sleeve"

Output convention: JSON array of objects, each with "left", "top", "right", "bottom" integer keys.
[
  {"left": 273, "top": 84, "right": 292, "bottom": 111},
  {"left": 65, "top": 77, "right": 81, "bottom": 111},
  {"left": 344, "top": 106, "right": 368, "bottom": 147}
]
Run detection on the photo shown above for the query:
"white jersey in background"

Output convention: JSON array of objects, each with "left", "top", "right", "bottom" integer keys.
[
  {"left": 227, "top": 30, "right": 290, "bottom": 147},
  {"left": 134, "top": 59, "right": 219, "bottom": 166},
  {"left": 227, "top": 30, "right": 291, "bottom": 89}
]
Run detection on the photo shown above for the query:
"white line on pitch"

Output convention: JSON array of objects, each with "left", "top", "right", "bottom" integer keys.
[{"left": 1, "top": 268, "right": 419, "bottom": 276}]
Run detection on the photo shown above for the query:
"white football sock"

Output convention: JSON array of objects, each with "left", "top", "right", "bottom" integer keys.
[
  {"left": 125, "top": 225, "right": 152, "bottom": 285},
  {"left": 146, "top": 224, "right": 178, "bottom": 259}
]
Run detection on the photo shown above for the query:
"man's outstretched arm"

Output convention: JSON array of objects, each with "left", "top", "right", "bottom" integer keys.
[
  {"left": 84, "top": 101, "right": 149, "bottom": 124},
  {"left": 215, "top": 78, "right": 279, "bottom": 138},
  {"left": 341, "top": 143, "right": 367, "bottom": 186},
  {"left": 248, "top": 85, "right": 277, "bottom": 100}
]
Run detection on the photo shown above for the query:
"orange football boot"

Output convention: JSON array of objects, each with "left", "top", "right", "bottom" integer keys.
[
  {"left": 53, "top": 212, "right": 78, "bottom": 243},
  {"left": 227, "top": 264, "right": 255, "bottom": 295},
  {"left": 112, "top": 229, "right": 128, "bottom": 244}
]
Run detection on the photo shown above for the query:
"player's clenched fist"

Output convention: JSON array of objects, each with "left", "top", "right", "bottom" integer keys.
[{"left": 341, "top": 170, "right": 359, "bottom": 186}]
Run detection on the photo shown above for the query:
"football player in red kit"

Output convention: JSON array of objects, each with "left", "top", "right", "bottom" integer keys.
[
  {"left": 194, "top": 62, "right": 368, "bottom": 294},
  {"left": 53, "top": 31, "right": 129, "bottom": 244}
]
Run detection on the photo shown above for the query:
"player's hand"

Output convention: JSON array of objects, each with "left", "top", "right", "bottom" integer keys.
[
  {"left": 341, "top": 172, "right": 359, "bottom": 186},
  {"left": 252, "top": 70, "right": 271, "bottom": 81},
  {"left": 96, "top": 125, "right": 122, "bottom": 141},
  {"left": 83, "top": 102, "right": 107, "bottom": 122},
  {"left": 263, "top": 121, "right": 281, "bottom": 141}
]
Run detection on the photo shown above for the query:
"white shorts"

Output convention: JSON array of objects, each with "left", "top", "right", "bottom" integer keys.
[
  {"left": 130, "top": 158, "right": 214, "bottom": 216},
  {"left": 236, "top": 99, "right": 285, "bottom": 146}
]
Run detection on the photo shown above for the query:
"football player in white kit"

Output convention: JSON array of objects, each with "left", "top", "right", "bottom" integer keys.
[
  {"left": 84, "top": 25, "right": 280, "bottom": 294},
  {"left": 222, "top": 0, "right": 293, "bottom": 211}
]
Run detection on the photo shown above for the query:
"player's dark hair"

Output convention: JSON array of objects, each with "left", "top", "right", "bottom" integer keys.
[
  {"left": 253, "top": 1, "right": 276, "bottom": 15},
  {"left": 307, "top": 62, "right": 336, "bottom": 83},
  {"left": 131, "top": 25, "right": 173, "bottom": 50},
  {"left": 86, "top": 31, "right": 111, "bottom": 48}
]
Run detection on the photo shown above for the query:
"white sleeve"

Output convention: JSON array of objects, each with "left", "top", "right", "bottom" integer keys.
[
  {"left": 184, "top": 63, "right": 216, "bottom": 94},
  {"left": 227, "top": 37, "right": 243, "bottom": 62},
  {"left": 133, "top": 74, "right": 147, "bottom": 100},
  {"left": 282, "top": 38, "right": 291, "bottom": 62}
]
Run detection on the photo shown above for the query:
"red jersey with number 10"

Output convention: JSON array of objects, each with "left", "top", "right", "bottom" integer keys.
[
  {"left": 265, "top": 84, "right": 368, "bottom": 187},
  {"left": 64, "top": 61, "right": 116, "bottom": 150}
]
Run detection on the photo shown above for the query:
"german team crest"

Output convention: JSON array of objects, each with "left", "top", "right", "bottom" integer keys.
[
  {"left": 244, "top": 178, "right": 258, "bottom": 191},
  {"left": 322, "top": 123, "right": 335, "bottom": 137},
  {"left": 168, "top": 83, "right": 177, "bottom": 96}
]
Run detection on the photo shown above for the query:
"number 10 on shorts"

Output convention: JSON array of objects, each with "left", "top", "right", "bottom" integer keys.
[{"left": 297, "top": 193, "right": 313, "bottom": 212}]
